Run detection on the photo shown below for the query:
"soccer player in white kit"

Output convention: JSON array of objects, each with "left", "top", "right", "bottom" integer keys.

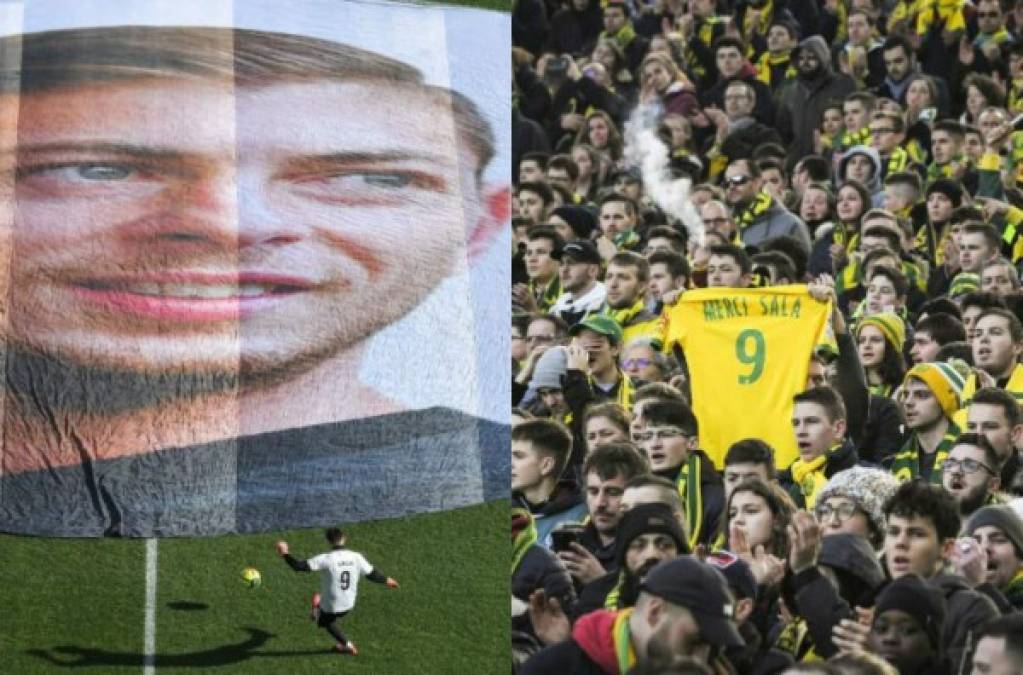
[{"left": 277, "top": 527, "right": 399, "bottom": 655}]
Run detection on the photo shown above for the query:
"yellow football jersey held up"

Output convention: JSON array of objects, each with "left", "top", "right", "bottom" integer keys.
[{"left": 664, "top": 286, "right": 831, "bottom": 469}]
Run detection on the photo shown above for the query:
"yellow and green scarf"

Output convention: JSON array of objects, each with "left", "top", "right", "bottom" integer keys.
[
  {"left": 612, "top": 228, "right": 641, "bottom": 251},
  {"left": 789, "top": 452, "right": 830, "bottom": 510},
  {"left": 885, "top": 146, "right": 911, "bottom": 177},
  {"left": 890, "top": 423, "right": 959, "bottom": 483},
  {"left": 528, "top": 275, "right": 562, "bottom": 312},
  {"left": 837, "top": 126, "right": 872, "bottom": 153},
  {"left": 925, "top": 155, "right": 966, "bottom": 187},
  {"left": 675, "top": 453, "right": 704, "bottom": 551},
  {"left": 736, "top": 191, "right": 774, "bottom": 231},
  {"left": 832, "top": 220, "right": 861, "bottom": 256}
]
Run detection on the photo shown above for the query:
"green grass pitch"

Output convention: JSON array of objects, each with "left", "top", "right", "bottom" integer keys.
[{"left": 1, "top": 500, "right": 508, "bottom": 673}]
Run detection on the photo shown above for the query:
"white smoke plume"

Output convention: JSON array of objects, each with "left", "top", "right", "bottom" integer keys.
[{"left": 622, "top": 103, "right": 705, "bottom": 247}]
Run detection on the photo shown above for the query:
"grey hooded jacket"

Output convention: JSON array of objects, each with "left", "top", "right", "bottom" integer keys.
[{"left": 838, "top": 144, "right": 886, "bottom": 207}]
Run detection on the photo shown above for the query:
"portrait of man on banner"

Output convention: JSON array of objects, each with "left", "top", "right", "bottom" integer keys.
[{"left": 0, "top": 6, "right": 510, "bottom": 537}]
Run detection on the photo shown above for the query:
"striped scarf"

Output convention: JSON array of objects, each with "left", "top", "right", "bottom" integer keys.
[
  {"left": 837, "top": 126, "right": 872, "bottom": 153},
  {"left": 925, "top": 157, "right": 964, "bottom": 186},
  {"left": 675, "top": 453, "right": 704, "bottom": 550},
  {"left": 885, "top": 146, "right": 911, "bottom": 177},
  {"left": 606, "top": 299, "right": 645, "bottom": 327},
  {"left": 736, "top": 191, "right": 774, "bottom": 231},
  {"left": 754, "top": 50, "right": 796, "bottom": 87},
  {"left": 914, "top": 219, "right": 949, "bottom": 266},
  {"left": 890, "top": 422, "right": 959, "bottom": 483},
  {"left": 832, "top": 221, "right": 860, "bottom": 256},
  {"left": 612, "top": 228, "right": 641, "bottom": 251},
  {"left": 528, "top": 275, "right": 562, "bottom": 312}
]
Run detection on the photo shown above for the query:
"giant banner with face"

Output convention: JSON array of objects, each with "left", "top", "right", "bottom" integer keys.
[{"left": 0, "top": 0, "right": 510, "bottom": 536}]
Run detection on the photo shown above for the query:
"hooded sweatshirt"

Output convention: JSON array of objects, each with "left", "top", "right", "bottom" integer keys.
[
  {"left": 837, "top": 145, "right": 885, "bottom": 205},
  {"left": 785, "top": 533, "right": 885, "bottom": 659},
  {"left": 778, "top": 35, "right": 857, "bottom": 167}
]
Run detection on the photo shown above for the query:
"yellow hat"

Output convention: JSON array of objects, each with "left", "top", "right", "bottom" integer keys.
[
  {"left": 905, "top": 361, "right": 968, "bottom": 418},
  {"left": 856, "top": 312, "right": 906, "bottom": 350}
]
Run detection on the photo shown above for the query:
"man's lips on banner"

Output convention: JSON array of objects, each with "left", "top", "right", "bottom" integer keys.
[{"left": 69, "top": 271, "right": 317, "bottom": 321}]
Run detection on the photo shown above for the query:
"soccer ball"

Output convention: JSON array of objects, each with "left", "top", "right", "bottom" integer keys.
[{"left": 241, "top": 567, "right": 262, "bottom": 589}]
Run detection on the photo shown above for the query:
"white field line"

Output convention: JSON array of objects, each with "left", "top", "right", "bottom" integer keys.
[{"left": 144, "top": 538, "right": 158, "bottom": 674}]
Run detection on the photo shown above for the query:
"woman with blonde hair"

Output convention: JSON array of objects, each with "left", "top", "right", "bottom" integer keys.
[{"left": 638, "top": 52, "right": 706, "bottom": 122}]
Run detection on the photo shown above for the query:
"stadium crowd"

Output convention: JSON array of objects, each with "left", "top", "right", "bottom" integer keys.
[{"left": 512, "top": 0, "right": 1023, "bottom": 672}]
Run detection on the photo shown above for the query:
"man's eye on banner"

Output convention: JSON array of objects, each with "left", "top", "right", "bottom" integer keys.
[{"left": 0, "top": 5, "right": 511, "bottom": 537}]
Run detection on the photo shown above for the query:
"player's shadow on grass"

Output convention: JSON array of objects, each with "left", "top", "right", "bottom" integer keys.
[{"left": 27, "top": 627, "right": 331, "bottom": 668}]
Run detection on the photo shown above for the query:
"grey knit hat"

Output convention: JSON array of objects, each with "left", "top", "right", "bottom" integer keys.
[
  {"left": 966, "top": 505, "right": 1023, "bottom": 558},
  {"left": 530, "top": 346, "right": 568, "bottom": 391},
  {"left": 816, "top": 467, "right": 900, "bottom": 541}
]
